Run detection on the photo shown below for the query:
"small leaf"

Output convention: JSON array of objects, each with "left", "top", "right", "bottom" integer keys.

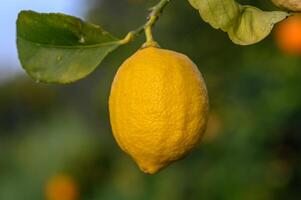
[
  {"left": 188, "top": 0, "right": 289, "bottom": 45},
  {"left": 228, "top": 5, "right": 289, "bottom": 45},
  {"left": 271, "top": 0, "right": 301, "bottom": 12},
  {"left": 17, "top": 10, "right": 121, "bottom": 84},
  {"left": 189, "top": 0, "right": 240, "bottom": 31}
]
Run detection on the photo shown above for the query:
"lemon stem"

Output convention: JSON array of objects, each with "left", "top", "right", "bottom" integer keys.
[{"left": 119, "top": 0, "right": 171, "bottom": 45}]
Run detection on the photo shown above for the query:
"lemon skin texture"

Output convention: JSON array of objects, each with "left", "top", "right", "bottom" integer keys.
[{"left": 109, "top": 47, "right": 209, "bottom": 174}]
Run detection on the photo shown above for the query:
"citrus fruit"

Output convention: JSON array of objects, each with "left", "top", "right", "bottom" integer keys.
[
  {"left": 45, "top": 174, "right": 79, "bottom": 200},
  {"left": 275, "top": 14, "right": 301, "bottom": 55},
  {"left": 109, "top": 46, "right": 209, "bottom": 174}
]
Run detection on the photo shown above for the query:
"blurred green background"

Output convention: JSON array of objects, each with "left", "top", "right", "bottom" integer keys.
[{"left": 1, "top": 0, "right": 301, "bottom": 199}]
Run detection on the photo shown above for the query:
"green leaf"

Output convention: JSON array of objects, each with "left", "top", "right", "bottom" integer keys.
[
  {"left": 188, "top": 0, "right": 289, "bottom": 45},
  {"left": 17, "top": 10, "right": 121, "bottom": 84}
]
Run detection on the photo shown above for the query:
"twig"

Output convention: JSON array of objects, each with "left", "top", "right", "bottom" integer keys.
[{"left": 119, "top": 0, "right": 171, "bottom": 46}]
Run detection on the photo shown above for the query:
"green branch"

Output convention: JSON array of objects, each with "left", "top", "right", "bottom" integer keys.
[{"left": 119, "top": 0, "right": 171, "bottom": 46}]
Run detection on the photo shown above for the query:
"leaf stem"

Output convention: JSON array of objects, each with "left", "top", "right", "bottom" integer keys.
[{"left": 119, "top": 0, "right": 171, "bottom": 46}]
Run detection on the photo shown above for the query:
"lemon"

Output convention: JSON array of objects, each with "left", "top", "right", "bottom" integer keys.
[{"left": 109, "top": 47, "right": 209, "bottom": 174}]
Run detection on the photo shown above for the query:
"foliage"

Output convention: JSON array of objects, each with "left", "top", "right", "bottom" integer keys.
[
  {"left": 17, "top": 11, "right": 120, "bottom": 83},
  {"left": 188, "top": 0, "right": 288, "bottom": 45},
  {"left": 16, "top": 0, "right": 292, "bottom": 84},
  {"left": 271, "top": 0, "right": 301, "bottom": 11}
]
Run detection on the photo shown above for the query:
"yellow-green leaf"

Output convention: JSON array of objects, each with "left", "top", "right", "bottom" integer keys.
[
  {"left": 271, "top": 0, "right": 301, "bottom": 12},
  {"left": 188, "top": 0, "right": 289, "bottom": 45},
  {"left": 228, "top": 5, "right": 289, "bottom": 45}
]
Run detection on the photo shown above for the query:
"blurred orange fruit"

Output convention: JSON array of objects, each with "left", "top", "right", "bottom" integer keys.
[
  {"left": 275, "top": 14, "right": 301, "bottom": 55},
  {"left": 45, "top": 174, "right": 79, "bottom": 200}
]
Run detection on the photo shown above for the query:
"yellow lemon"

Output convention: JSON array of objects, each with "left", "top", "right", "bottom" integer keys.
[{"left": 109, "top": 47, "right": 209, "bottom": 174}]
